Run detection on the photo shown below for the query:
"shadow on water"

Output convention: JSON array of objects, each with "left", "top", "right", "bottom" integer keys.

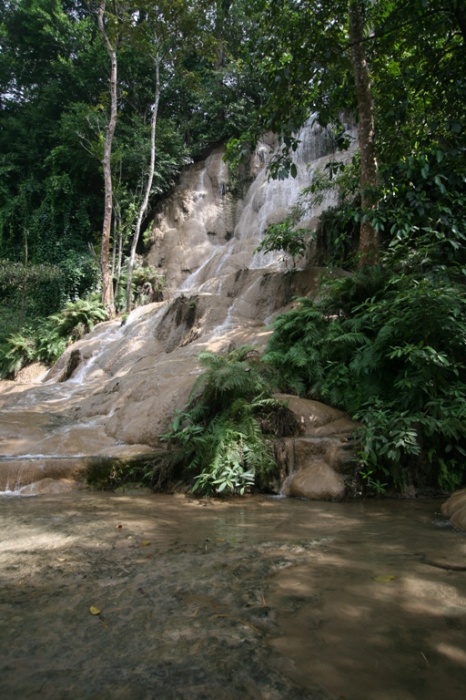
[{"left": 0, "top": 492, "right": 465, "bottom": 700}]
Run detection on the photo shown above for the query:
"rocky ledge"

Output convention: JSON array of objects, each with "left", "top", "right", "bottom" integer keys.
[{"left": 274, "top": 394, "right": 360, "bottom": 500}]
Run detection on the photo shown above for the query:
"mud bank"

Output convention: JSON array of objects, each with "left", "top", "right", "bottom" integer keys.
[{"left": 0, "top": 492, "right": 465, "bottom": 700}]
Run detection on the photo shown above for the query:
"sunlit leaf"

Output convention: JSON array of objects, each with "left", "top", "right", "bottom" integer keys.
[{"left": 372, "top": 574, "right": 396, "bottom": 583}]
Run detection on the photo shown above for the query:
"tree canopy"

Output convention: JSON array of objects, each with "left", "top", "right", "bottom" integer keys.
[
  {"left": 0, "top": 0, "right": 259, "bottom": 307},
  {"left": 2, "top": 1, "right": 465, "bottom": 279}
]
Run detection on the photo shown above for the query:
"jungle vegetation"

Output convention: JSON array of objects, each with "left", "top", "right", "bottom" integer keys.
[{"left": 1, "top": 0, "right": 465, "bottom": 493}]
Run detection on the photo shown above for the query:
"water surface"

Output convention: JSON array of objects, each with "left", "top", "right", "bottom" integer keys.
[{"left": 0, "top": 492, "right": 465, "bottom": 699}]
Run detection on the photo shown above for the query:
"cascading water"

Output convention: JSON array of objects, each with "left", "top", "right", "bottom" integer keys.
[{"left": 0, "top": 120, "right": 355, "bottom": 494}]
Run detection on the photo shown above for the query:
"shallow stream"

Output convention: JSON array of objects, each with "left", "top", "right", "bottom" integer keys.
[{"left": 1, "top": 492, "right": 465, "bottom": 699}]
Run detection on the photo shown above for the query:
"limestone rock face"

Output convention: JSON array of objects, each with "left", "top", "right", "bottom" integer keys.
[
  {"left": 0, "top": 123, "right": 355, "bottom": 494},
  {"left": 441, "top": 490, "right": 466, "bottom": 531},
  {"left": 276, "top": 395, "right": 360, "bottom": 501}
]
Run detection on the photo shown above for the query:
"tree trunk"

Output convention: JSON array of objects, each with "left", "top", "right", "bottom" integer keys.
[
  {"left": 126, "top": 53, "right": 161, "bottom": 312},
  {"left": 348, "top": 0, "right": 379, "bottom": 266},
  {"left": 97, "top": 1, "right": 117, "bottom": 315},
  {"left": 452, "top": 0, "right": 466, "bottom": 46},
  {"left": 113, "top": 199, "right": 124, "bottom": 307}
]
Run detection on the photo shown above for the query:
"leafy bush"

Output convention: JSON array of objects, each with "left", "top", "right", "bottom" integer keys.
[
  {"left": 189, "top": 345, "right": 274, "bottom": 409},
  {"left": 188, "top": 399, "right": 276, "bottom": 495},
  {"left": 58, "top": 252, "right": 100, "bottom": 301},
  {"left": 114, "top": 263, "right": 166, "bottom": 313},
  {"left": 47, "top": 297, "right": 107, "bottom": 341},
  {"left": 370, "top": 147, "right": 466, "bottom": 272},
  {"left": 262, "top": 143, "right": 466, "bottom": 493},
  {"left": 161, "top": 346, "right": 295, "bottom": 495},
  {"left": 0, "top": 255, "right": 100, "bottom": 351},
  {"left": 0, "top": 260, "right": 66, "bottom": 325},
  {"left": 131, "top": 265, "right": 165, "bottom": 301},
  {"left": 256, "top": 220, "right": 312, "bottom": 267},
  {"left": 33, "top": 320, "right": 69, "bottom": 365},
  {"left": 265, "top": 268, "right": 466, "bottom": 493},
  {"left": 34, "top": 297, "right": 108, "bottom": 365},
  {"left": 0, "top": 296, "right": 107, "bottom": 378},
  {"left": 0, "top": 332, "right": 36, "bottom": 378}
]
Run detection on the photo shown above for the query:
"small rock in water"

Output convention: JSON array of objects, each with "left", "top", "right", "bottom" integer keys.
[{"left": 442, "top": 489, "right": 466, "bottom": 531}]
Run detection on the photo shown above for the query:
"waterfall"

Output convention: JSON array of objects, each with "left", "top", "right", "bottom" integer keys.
[{"left": 0, "top": 120, "right": 355, "bottom": 494}]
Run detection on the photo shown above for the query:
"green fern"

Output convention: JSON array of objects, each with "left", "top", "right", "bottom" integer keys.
[
  {"left": 160, "top": 346, "right": 292, "bottom": 496},
  {"left": 0, "top": 332, "right": 36, "bottom": 378},
  {"left": 264, "top": 259, "right": 466, "bottom": 491},
  {"left": 190, "top": 345, "right": 274, "bottom": 413},
  {"left": 48, "top": 298, "right": 107, "bottom": 340}
]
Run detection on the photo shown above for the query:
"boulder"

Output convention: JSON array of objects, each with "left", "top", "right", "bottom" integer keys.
[
  {"left": 282, "top": 459, "right": 345, "bottom": 500},
  {"left": 274, "top": 395, "right": 360, "bottom": 500},
  {"left": 441, "top": 489, "right": 466, "bottom": 531}
]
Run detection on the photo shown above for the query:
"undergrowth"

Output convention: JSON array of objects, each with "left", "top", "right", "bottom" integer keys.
[
  {"left": 159, "top": 345, "right": 299, "bottom": 495},
  {"left": 263, "top": 146, "right": 466, "bottom": 493},
  {"left": 0, "top": 296, "right": 107, "bottom": 378}
]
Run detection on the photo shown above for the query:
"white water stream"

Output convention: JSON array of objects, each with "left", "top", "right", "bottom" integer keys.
[{"left": 0, "top": 119, "right": 355, "bottom": 494}]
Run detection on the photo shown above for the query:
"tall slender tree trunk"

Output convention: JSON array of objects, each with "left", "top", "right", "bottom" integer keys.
[
  {"left": 19, "top": 228, "right": 28, "bottom": 327},
  {"left": 452, "top": 0, "right": 466, "bottom": 45},
  {"left": 349, "top": 0, "right": 379, "bottom": 266},
  {"left": 112, "top": 200, "right": 124, "bottom": 305},
  {"left": 126, "top": 53, "right": 161, "bottom": 312},
  {"left": 97, "top": 1, "right": 118, "bottom": 315}
]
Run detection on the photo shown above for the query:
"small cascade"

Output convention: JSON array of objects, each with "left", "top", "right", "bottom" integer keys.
[
  {"left": 0, "top": 120, "right": 356, "bottom": 495},
  {"left": 52, "top": 322, "right": 122, "bottom": 385},
  {"left": 0, "top": 455, "right": 89, "bottom": 495},
  {"left": 179, "top": 247, "right": 221, "bottom": 293}
]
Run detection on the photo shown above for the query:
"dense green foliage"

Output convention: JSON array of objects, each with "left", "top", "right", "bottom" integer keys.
[
  {"left": 231, "top": 1, "right": 466, "bottom": 173},
  {"left": 0, "top": 0, "right": 260, "bottom": 319},
  {"left": 264, "top": 147, "right": 466, "bottom": 492},
  {"left": 0, "top": 260, "right": 66, "bottom": 332},
  {"left": 256, "top": 220, "right": 312, "bottom": 267},
  {"left": 160, "top": 346, "right": 297, "bottom": 495},
  {"left": 235, "top": 1, "right": 466, "bottom": 493},
  {"left": 0, "top": 296, "right": 107, "bottom": 377}
]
